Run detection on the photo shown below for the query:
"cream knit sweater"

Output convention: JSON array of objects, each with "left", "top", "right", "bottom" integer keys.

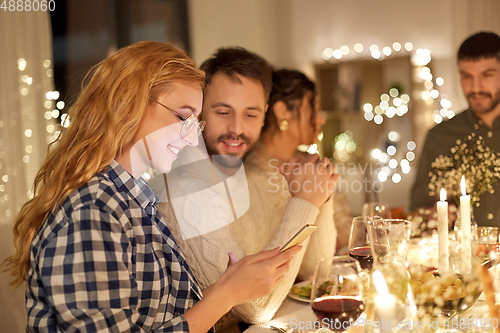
[{"left": 158, "top": 144, "right": 337, "bottom": 329}]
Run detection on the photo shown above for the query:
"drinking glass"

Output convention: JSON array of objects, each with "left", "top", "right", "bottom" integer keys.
[
  {"left": 367, "top": 218, "right": 411, "bottom": 265},
  {"left": 348, "top": 216, "right": 383, "bottom": 271},
  {"left": 311, "top": 256, "right": 364, "bottom": 332},
  {"left": 474, "top": 226, "right": 500, "bottom": 262},
  {"left": 365, "top": 219, "right": 416, "bottom": 327},
  {"left": 361, "top": 202, "right": 392, "bottom": 219}
]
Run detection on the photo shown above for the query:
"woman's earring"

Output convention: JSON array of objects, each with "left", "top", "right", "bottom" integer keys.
[{"left": 279, "top": 120, "right": 288, "bottom": 131}]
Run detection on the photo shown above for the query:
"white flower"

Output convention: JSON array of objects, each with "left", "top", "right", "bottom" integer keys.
[{"left": 429, "top": 133, "right": 500, "bottom": 205}]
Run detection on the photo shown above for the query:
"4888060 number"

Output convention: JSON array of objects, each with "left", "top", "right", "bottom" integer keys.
[
  {"left": 443, "top": 317, "right": 499, "bottom": 330},
  {"left": 1, "top": 0, "right": 55, "bottom": 11}
]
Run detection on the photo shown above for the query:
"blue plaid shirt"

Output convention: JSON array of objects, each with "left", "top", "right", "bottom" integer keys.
[{"left": 26, "top": 161, "right": 202, "bottom": 332}]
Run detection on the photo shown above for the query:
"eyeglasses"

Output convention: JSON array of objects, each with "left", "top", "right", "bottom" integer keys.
[{"left": 150, "top": 98, "right": 205, "bottom": 139}]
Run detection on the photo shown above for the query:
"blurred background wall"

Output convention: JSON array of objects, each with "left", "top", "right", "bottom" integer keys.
[{"left": 188, "top": 0, "right": 500, "bottom": 213}]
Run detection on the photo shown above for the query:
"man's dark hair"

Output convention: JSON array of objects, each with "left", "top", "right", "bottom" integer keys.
[
  {"left": 200, "top": 47, "right": 273, "bottom": 97},
  {"left": 263, "top": 69, "right": 316, "bottom": 134},
  {"left": 458, "top": 31, "right": 500, "bottom": 62}
]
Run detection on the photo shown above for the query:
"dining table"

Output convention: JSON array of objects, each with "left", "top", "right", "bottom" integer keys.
[{"left": 244, "top": 293, "right": 492, "bottom": 333}]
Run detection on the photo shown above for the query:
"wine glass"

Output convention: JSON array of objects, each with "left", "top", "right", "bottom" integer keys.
[
  {"left": 348, "top": 216, "right": 383, "bottom": 271},
  {"left": 361, "top": 202, "right": 392, "bottom": 219},
  {"left": 474, "top": 226, "right": 500, "bottom": 262},
  {"left": 367, "top": 218, "right": 411, "bottom": 265},
  {"left": 311, "top": 256, "right": 364, "bottom": 332}
]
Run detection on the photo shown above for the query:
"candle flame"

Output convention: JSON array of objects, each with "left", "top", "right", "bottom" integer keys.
[
  {"left": 373, "top": 270, "right": 389, "bottom": 295},
  {"left": 440, "top": 188, "right": 446, "bottom": 202},
  {"left": 461, "top": 176, "right": 467, "bottom": 196}
]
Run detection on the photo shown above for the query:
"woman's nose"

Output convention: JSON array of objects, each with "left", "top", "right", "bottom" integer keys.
[{"left": 182, "top": 128, "right": 200, "bottom": 146}]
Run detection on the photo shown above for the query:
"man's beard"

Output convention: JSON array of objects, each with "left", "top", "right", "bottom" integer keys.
[
  {"left": 468, "top": 90, "right": 500, "bottom": 115},
  {"left": 204, "top": 133, "right": 257, "bottom": 169}
]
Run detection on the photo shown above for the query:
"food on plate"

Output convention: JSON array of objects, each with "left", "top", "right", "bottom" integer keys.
[
  {"left": 409, "top": 266, "right": 481, "bottom": 305},
  {"left": 291, "top": 282, "right": 312, "bottom": 299}
]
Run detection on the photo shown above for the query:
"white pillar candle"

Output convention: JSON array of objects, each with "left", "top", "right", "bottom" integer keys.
[
  {"left": 460, "top": 176, "right": 471, "bottom": 274},
  {"left": 437, "top": 188, "right": 449, "bottom": 273},
  {"left": 373, "top": 270, "right": 396, "bottom": 332}
]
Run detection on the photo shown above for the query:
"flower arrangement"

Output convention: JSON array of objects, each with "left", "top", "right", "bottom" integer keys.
[
  {"left": 428, "top": 133, "right": 500, "bottom": 207},
  {"left": 407, "top": 205, "right": 457, "bottom": 236}
]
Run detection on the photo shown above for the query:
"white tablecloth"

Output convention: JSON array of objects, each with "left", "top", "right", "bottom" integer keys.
[
  {"left": 244, "top": 298, "right": 317, "bottom": 333},
  {"left": 245, "top": 296, "right": 492, "bottom": 333}
]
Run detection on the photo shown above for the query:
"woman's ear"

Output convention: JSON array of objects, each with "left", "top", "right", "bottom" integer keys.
[{"left": 273, "top": 100, "right": 289, "bottom": 122}]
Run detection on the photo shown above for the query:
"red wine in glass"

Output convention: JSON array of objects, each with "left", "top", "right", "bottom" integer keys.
[
  {"left": 348, "top": 246, "right": 373, "bottom": 270},
  {"left": 311, "top": 296, "right": 364, "bottom": 332}
]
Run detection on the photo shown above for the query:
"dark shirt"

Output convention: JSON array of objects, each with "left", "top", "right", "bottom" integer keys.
[{"left": 411, "top": 109, "right": 500, "bottom": 227}]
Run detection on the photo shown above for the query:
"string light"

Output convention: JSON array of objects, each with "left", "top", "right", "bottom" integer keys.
[
  {"left": 319, "top": 42, "right": 450, "bottom": 184},
  {"left": 8, "top": 55, "right": 62, "bottom": 219},
  {"left": 322, "top": 48, "right": 333, "bottom": 60},
  {"left": 392, "top": 173, "right": 402, "bottom": 183},
  {"left": 364, "top": 89, "right": 410, "bottom": 124},
  {"left": 18, "top": 58, "right": 27, "bottom": 71},
  {"left": 332, "top": 131, "right": 361, "bottom": 162},
  {"left": 372, "top": 140, "right": 416, "bottom": 183},
  {"left": 340, "top": 46, "right": 349, "bottom": 55},
  {"left": 320, "top": 43, "right": 452, "bottom": 124}
]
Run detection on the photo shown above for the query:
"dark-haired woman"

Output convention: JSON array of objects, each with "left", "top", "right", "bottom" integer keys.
[{"left": 243, "top": 69, "right": 353, "bottom": 276}]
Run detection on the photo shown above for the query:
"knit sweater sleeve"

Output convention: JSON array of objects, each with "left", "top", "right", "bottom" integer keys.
[
  {"left": 297, "top": 195, "right": 337, "bottom": 281},
  {"left": 221, "top": 163, "right": 321, "bottom": 323},
  {"left": 230, "top": 197, "right": 320, "bottom": 324},
  {"left": 330, "top": 190, "right": 353, "bottom": 251},
  {"left": 159, "top": 173, "right": 321, "bottom": 324},
  {"left": 157, "top": 180, "right": 247, "bottom": 291}
]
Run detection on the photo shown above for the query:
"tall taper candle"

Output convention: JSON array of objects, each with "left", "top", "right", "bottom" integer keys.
[
  {"left": 460, "top": 176, "right": 471, "bottom": 274},
  {"left": 437, "top": 188, "right": 449, "bottom": 273}
]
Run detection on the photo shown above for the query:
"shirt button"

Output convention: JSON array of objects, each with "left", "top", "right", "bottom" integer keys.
[
  {"left": 488, "top": 213, "right": 494, "bottom": 220},
  {"left": 488, "top": 131, "right": 493, "bottom": 138},
  {"left": 174, "top": 312, "right": 180, "bottom": 316},
  {"left": 474, "top": 124, "right": 479, "bottom": 130}
]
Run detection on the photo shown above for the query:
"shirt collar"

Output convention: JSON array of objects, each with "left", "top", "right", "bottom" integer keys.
[
  {"left": 465, "top": 108, "right": 500, "bottom": 130},
  {"left": 465, "top": 108, "right": 482, "bottom": 127},
  {"left": 493, "top": 115, "right": 500, "bottom": 129},
  {"left": 105, "top": 160, "right": 159, "bottom": 210}
]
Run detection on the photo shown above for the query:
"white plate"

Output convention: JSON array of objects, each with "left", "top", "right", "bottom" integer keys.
[{"left": 288, "top": 280, "right": 311, "bottom": 303}]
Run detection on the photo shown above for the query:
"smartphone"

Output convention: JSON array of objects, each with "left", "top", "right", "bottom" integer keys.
[{"left": 279, "top": 224, "right": 318, "bottom": 252}]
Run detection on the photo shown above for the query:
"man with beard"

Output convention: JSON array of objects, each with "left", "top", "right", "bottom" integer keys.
[
  {"left": 411, "top": 31, "right": 500, "bottom": 227},
  {"left": 158, "top": 47, "right": 338, "bottom": 332}
]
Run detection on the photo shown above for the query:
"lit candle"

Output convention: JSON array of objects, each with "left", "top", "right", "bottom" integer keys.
[
  {"left": 460, "top": 176, "right": 471, "bottom": 274},
  {"left": 437, "top": 188, "right": 449, "bottom": 273},
  {"left": 373, "top": 270, "right": 396, "bottom": 332}
]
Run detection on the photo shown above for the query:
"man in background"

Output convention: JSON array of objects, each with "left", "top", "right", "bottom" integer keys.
[{"left": 411, "top": 31, "right": 500, "bottom": 226}]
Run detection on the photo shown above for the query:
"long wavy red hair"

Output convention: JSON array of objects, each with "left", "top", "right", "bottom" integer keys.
[{"left": 4, "top": 41, "right": 205, "bottom": 286}]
